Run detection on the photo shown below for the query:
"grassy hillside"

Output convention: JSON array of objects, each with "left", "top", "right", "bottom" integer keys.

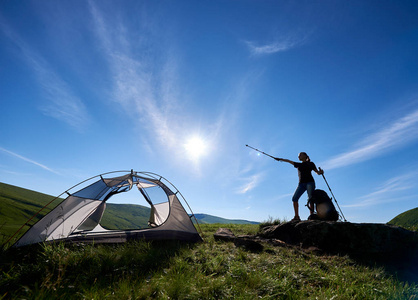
[
  {"left": 0, "top": 182, "right": 62, "bottom": 239},
  {"left": 102, "top": 203, "right": 150, "bottom": 229},
  {"left": 0, "top": 224, "right": 416, "bottom": 299},
  {"left": 388, "top": 207, "right": 418, "bottom": 231}
]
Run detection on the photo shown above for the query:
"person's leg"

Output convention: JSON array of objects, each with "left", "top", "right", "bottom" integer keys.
[
  {"left": 292, "top": 183, "right": 307, "bottom": 220},
  {"left": 293, "top": 201, "right": 299, "bottom": 219}
]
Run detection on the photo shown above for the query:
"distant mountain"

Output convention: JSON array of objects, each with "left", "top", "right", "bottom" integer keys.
[
  {"left": 194, "top": 213, "right": 259, "bottom": 225},
  {"left": 388, "top": 207, "right": 418, "bottom": 229}
]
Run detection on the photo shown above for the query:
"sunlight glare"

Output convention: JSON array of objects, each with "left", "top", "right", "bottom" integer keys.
[{"left": 184, "top": 136, "right": 207, "bottom": 161}]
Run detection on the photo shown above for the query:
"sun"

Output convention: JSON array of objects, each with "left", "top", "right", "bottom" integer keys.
[{"left": 184, "top": 136, "right": 207, "bottom": 161}]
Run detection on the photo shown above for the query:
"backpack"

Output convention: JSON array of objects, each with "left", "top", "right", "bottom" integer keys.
[{"left": 307, "top": 189, "right": 339, "bottom": 221}]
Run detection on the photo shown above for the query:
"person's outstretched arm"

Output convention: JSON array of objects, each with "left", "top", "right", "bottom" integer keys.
[{"left": 274, "top": 157, "right": 296, "bottom": 165}]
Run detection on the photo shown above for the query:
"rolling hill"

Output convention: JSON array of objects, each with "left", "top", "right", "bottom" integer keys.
[
  {"left": 388, "top": 207, "right": 418, "bottom": 229},
  {"left": 0, "top": 182, "right": 61, "bottom": 237},
  {"left": 102, "top": 203, "right": 151, "bottom": 229}
]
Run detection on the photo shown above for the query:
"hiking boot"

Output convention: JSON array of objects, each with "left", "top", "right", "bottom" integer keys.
[{"left": 290, "top": 216, "right": 301, "bottom": 222}]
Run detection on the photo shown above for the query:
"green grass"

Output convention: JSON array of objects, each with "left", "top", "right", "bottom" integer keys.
[
  {"left": 0, "top": 182, "right": 61, "bottom": 241},
  {"left": 1, "top": 224, "right": 417, "bottom": 299},
  {"left": 101, "top": 203, "right": 151, "bottom": 230},
  {"left": 1, "top": 183, "right": 417, "bottom": 298}
]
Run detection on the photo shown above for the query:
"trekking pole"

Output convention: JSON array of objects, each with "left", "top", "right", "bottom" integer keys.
[
  {"left": 319, "top": 168, "right": 347, "bottom": 222},
  {"left": 245, "top": 145, "right": 281, "bottom": 160}
]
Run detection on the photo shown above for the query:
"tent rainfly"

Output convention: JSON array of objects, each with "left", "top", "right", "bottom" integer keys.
[{"left": 12, "top": 171, "right": 202, "bottom": 247}]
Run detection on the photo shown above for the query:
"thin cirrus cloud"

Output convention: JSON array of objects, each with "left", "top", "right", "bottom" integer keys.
[
  {"left": 0, "top": 147, "right": 59, "bottom": 175},
  {"left": 0, "top": 19, "right": 90, "bottom": 131},
  {"left": 322, "top": 108, "right": 418, "bottom": 170},
  {"left": 89, "top": 2, "right": 180, "bottom": 149},
  {"left": 245, "top": 34, "right": 308, "bottom": 56},
  {"left": 35, "top": 62, "right": 91, "bottom": 131},
  {"left": 236, "top": 173, "right": 263, "bottom": 194},
  {"left": 344, "top": 171, "right": 417, "bottom": 208},
  {"left": 89, "top": 2, "right": 230, "bottom": 165}
]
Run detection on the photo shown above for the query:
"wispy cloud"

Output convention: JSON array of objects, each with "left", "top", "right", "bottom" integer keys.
[
  {"left": 36, "top": 68, "right": 90, "bottom": 131},
  {"left": 89, "top": 2, "right": 179, "bottom": 148},
  {"left": 88, "top": 1, "right": 236, "bottom": 177},
  {"left": 245, "top": 34, "right": 308, "bottom": 56},
  {"left": 274, "top": 193, "right": 294, "bottom": 201},
  {"left": 0, "top": 19, "right": 90, "bottom": 131},
  {"left": 236, "top": 173, "right": 263, "bottom": 194},
  {"left": 0, "top": 147, "right": 59, "bottom": 174},
  {"left": 344, "top": 172, "right": 417, "bottom": 208},
  {"left": 322, "top": 108, "right": 418, "bottom": 170}
]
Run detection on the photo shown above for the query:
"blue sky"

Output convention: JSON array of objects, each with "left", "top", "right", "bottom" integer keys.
[{"left": 1, "top": 1, "right": 418, "bottom": 223}]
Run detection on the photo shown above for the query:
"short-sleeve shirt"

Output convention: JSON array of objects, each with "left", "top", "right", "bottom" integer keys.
[{"left": 294, "top": 161, "right": 316, "bottom": 183}]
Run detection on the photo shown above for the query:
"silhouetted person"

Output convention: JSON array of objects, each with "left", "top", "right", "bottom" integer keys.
[{"left": 275, "top": 152, "right": 323, "bottom": 221}]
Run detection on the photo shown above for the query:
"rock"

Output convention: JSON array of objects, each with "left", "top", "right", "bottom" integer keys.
[
  {"left": 260, "top": 220, "right": 418, "bottom": 262},
  {"left": 234, "top": 237, "right": 263, "bottom": 252},
  {"left": 215, "top": 222, "right": 418, "bottom": 282},
  {"left": 214, "top": 228, "right": 236, "bottom": 242},
  {"left": 214, "top": 228, "right": 263, "bottom": 252}
]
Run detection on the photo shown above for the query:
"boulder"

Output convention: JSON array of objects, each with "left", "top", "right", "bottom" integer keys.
[
  {"left": 214, "top": 228, "right": 236, "bottom": 242},
  {"left": 233, "top": 237, "right": 263, "bottom": 252},
  {"left": 214, "top": 228, "right": 263, "bottom": 252},
  {"left": 260, "top": 220, "right": 418, "bottom": 262}
]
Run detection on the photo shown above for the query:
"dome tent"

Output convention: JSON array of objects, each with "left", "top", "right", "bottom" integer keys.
[{"left": 12, "top": 170, "right": 202, "bottom": 247}]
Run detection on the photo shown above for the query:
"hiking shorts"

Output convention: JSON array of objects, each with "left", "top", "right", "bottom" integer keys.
[{"left": 292, "top": 182, "right": 315, "bottom": 202}]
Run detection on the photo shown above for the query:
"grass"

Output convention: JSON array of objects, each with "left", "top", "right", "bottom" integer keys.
[
  {"left": 1, "top": 223, "right": 417, "bottom": 299},
  {"left": 0, "top": 182, "right": 60, "bottom": 240},
  {"left": 388, "top": 207, "right": 418, "bottom": 230},
  {"left": 1, "top": 182, "right": 416, "bottom": 298}
]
